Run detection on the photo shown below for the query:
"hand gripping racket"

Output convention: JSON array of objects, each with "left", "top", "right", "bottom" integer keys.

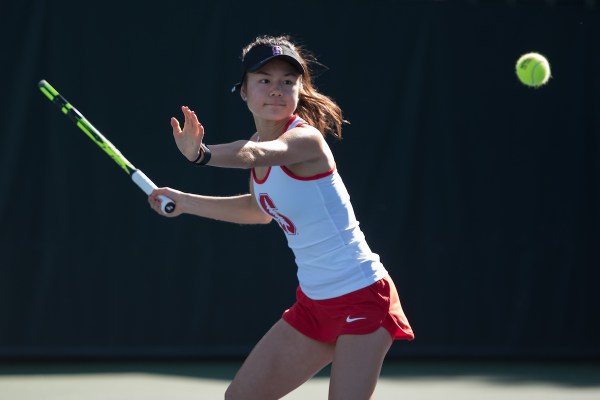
[{"left": 38, "top": 80, "right": 175, "bottom": 214}]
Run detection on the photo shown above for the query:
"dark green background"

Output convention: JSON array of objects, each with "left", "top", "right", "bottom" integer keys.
[{"left": 1, "top": 0, "right": 598, "bottom": 360}]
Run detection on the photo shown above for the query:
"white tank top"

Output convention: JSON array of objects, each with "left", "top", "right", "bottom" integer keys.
[{"left": 252, "top": 116, "right": 388, "bottom": 300}]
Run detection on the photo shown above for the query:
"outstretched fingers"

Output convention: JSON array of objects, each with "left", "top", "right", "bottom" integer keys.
[
  {"left": 189, "top": 107, "right": 205, "bottom": 141},
  {"left": 180, "top": 106, "right": 203, "bottom": 134}
]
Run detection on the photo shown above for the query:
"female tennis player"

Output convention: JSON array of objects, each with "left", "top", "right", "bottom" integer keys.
[{"left": 149, "top": 35, "right": 414, "bottom": 400}]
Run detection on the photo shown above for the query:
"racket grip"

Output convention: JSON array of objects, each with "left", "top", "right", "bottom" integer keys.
[{"left": 131, "top": 170, "right": 176, "bottom": 214}]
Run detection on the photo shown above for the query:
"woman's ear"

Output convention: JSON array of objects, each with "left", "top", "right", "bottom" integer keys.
[{"left": 240, "top": 86, "right": 247, "bottom": 102}]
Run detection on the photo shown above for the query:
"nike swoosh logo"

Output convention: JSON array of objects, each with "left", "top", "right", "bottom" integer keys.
[{"left": 346, "top": 315, "right": 367, "bottom": 323}]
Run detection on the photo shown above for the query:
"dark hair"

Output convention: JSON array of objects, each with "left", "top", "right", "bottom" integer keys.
[{"left": 241, "top": 35, "right": 347, "bottom": 139}]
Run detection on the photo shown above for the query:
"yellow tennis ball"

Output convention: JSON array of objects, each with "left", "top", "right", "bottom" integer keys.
[{"left": 515, "top": 52, "right": 551, "bottom": 87}]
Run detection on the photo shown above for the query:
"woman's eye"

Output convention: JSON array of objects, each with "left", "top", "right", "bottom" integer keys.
[{"left": 259, "top": 79, "right": 269, "bottom": 84}]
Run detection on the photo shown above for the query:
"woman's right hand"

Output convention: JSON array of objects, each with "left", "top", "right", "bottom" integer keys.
[
  {"left": 171, "top": 106, "right": 205, "bottom": 161},
  {"left": 149, "top": 187, "right": 184, "bottom": 217}
]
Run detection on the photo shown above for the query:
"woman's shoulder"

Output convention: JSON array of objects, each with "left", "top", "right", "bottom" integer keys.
[{"left": 285, "top": 123, "right": 323, "bottom": 140}]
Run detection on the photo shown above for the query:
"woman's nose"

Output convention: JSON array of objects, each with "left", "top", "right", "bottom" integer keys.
[{"left": 270, "top": 84, "right": 283, "bottom": 96}]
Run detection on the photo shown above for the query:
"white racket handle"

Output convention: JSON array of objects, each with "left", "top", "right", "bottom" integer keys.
[{"left": 131, "top": 170, "right": 175, "bottom": 214}]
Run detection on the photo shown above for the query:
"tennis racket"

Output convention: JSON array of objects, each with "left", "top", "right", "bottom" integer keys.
[{"left": 38, "top": 80, "right": 175, "bottom": 214}]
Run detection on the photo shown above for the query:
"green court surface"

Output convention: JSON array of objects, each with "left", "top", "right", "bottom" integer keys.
[{"left": 0, "top": 360, "right": 599, "bottom": 399}]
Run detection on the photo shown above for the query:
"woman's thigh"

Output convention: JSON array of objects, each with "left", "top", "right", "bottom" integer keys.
[
  {"left": 225, "top": 319, "right": 335, "bottom": 400},
  {"left": 329, "top": 327, "right": 393, "bottom": 400}
]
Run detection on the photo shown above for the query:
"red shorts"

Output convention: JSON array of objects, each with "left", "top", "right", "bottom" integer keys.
[{"left": 282, "top": 274, "right": 415, "bottom": 343}]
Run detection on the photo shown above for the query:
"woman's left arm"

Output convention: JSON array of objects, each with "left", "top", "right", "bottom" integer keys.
[
  {"left": 171, "top": 106, "right": 327, "bottom": 169},
  {"left": 205, "top": 128, "right": 325, "bottom": 169}
]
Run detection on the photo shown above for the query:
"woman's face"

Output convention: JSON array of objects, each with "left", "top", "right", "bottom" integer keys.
[{"left": 242, "top": 58, "right": 302, "bottom": 122}]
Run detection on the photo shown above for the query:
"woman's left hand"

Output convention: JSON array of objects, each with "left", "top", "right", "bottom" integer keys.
[{"left": 171, "top": 106, "right": 205, "bottom": 161}]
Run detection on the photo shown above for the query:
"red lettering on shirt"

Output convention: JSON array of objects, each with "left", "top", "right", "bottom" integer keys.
[{"left": 259, "top": 193, "right": 297, "bottom": 235}]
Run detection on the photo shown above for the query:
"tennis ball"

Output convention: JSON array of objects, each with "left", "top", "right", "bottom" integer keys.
[{"left": 515, "top": 52, "right": 551, "bottom": 88}]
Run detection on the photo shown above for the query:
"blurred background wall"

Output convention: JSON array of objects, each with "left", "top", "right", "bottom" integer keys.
[{"left": 1, "top": 0, "right": 598, "bottom": 360}]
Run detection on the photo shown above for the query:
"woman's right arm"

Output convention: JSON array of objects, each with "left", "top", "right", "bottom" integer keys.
[{"left": 148, "top": 183, "right": 272, "bottom": 225}]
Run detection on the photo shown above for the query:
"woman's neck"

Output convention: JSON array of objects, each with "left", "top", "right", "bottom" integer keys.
[{"left": 253, "top": 115, "right": 294, "bottom": 141}]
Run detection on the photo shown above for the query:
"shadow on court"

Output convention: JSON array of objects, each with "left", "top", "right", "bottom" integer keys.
[
  {"left": 1, "top": 359, "right": 599, "bottom": 400},
  {"left": 0, "top": 360, "right": 239, "bottom": 380},
  {"left": 1, "top": 359, "right": 599, "bottom": 387},
  {"left": 378, "top": 360, "right": 600, "bottom": 388}
]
